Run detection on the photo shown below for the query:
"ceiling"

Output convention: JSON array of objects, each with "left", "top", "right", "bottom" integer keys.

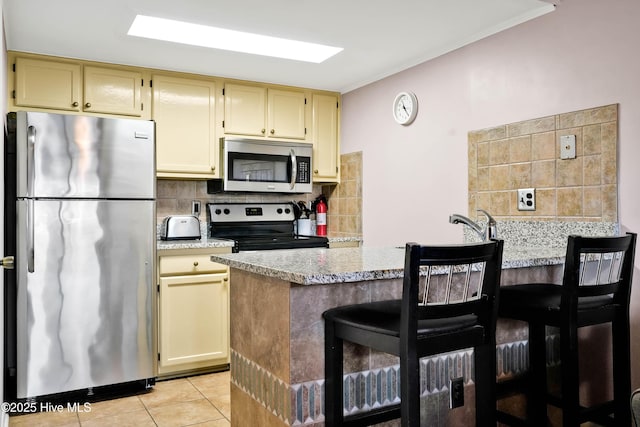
[{"left": 3, "top": 0, "right": 555, "bottom": 93}]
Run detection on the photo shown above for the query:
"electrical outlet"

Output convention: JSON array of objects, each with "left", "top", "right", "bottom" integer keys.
[
  {"left": 449, "top": 377, "right": 464, "bottom": 409},
  {"left": 560, "top": 134, "right": 576, "bottom": 159},
  {"left": 517, "top": 188, "right": 536, "bottom": 211}
]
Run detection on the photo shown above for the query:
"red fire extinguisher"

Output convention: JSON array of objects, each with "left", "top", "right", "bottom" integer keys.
[{"left": 315, "top": 196, "right": 327, "bottom": 236}]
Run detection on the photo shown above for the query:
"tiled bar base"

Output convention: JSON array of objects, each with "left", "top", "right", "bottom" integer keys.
[
  {"left": 231, "top": 339, "right": 560, "bottom": 425},
  {"left": 227, "top": 263, "right": 595, "bottom": 426}
]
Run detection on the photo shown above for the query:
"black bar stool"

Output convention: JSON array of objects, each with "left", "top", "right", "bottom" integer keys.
[
  {"left": 497, "top": 233, "right": 637, "bottom": 427},
  {"left": 323, "top": 239, "right": 504, "bottom": 426}
]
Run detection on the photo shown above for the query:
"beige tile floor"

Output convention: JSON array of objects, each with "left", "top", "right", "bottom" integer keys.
[{"left": 8, "top": 370, "right": 231, "bottom": 427}]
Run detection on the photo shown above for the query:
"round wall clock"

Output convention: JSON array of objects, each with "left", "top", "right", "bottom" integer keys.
[{"left": 392, "top": 91, "right": 418, "bottom": 125}]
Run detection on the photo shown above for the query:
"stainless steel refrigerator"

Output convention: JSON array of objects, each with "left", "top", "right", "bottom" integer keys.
[{"left": 4, "top": 111, "right": 157, "bottom": 399}]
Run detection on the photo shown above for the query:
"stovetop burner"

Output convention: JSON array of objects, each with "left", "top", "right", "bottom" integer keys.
[{"left": 207, "top": 202, "right": 329, "bottom": 252}]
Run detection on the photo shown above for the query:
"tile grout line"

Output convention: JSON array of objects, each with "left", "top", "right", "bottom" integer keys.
[{"left": 187, "top": 375, "right": 231, "bottom": 424}]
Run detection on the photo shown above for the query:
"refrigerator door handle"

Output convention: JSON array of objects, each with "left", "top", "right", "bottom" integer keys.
[
  {"left": 27, "top": 199, "right": 34, "bottom": 273},
  {"left": 27, "top": 125, "right": 36, "bottom": 197}
]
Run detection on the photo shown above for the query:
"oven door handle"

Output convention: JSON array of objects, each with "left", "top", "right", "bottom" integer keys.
[{"left": 289, "top": 149, "right": 297, "bottom": 190}]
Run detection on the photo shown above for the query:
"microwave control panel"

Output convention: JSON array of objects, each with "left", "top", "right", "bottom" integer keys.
[{"left": 297, "top": 156, "right": 311, "bottom": 183}]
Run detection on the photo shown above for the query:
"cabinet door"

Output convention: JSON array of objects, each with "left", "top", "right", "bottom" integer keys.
[
  {"left": 312, "top": 94, "right": 340, "bottom": 182},
  {"left": 159, "top": 272, "right": 229, "bottom": 368},
  {"left": 83, "top": 66, "right": 143, "bottom": 116},
  {"left": 14, "top": 57, "right": 81, "bottom": 111},
  {"left": 223, "top": 83, "right": 266, "bottom": 137},
  {"left": 268, "top": 89, "right": 306, "bottom": 140},
  {"left": 152, "top": 75, "right": 218, "bottom": 177}
]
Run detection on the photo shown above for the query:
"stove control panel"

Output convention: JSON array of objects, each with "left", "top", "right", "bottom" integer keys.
[{"left": 207, "top": 202, "right": 295, "bottom": 223}]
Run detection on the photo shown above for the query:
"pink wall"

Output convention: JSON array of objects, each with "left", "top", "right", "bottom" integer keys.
[{"left": 341, "top": 0, "right": 640, "bottom": 385}]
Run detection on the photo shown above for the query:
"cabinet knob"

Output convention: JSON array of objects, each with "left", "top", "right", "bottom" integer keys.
[
  {"left": 314, "top": 169, "right": 319, "bottom": 174},
  {"left": 85, "top": 102, "right": 91, "bottom": 108},
  {"left": 270, "top": 129, "right": 275, "bottom": 135},
  {"left": 0, "top": 256, "right": 15, "bottom": 270},
  {"left": 261, "top": 128, "right": 266, "bottom": 134},
  {"left": 193, "top": 261, "right": 199, "bottom": 267},
  {"left": 211, "top": 166, "right": 216, "bottom": 172},
  {"left": 72, "top": 102, "right": 79, "bottom": 107}
]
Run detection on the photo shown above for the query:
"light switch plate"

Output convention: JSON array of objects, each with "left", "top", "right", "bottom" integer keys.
[
  {"left": 518, "top": 188, "right": 536, "bottom": 211},
  {"left": 560, "top": 134, "right": 576, "bottom": 159}
]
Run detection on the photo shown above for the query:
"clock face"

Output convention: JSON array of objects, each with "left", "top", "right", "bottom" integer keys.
[{"left": 392, "top": 92, "right": 418, "bottom": 125}]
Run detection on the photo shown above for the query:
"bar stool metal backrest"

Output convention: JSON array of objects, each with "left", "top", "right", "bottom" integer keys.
[
  {"left": 402, "top": 242, "right": 502, "bottom": 356},
  {"left": 563, "top": 235, "right": 635, "bottom": 315}
]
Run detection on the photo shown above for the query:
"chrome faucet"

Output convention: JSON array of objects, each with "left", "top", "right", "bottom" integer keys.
[{"left": 449, "top": 209, "right": 497, "bottom": 241}]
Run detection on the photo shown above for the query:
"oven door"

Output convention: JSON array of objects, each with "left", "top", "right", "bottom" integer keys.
[{"left": 221, "top": 138, "right": 312, "bottom": 193}]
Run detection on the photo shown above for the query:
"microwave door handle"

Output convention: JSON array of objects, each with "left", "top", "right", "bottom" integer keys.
[{"left": 289, "top": 149, "right": 297, "bottom": 190}]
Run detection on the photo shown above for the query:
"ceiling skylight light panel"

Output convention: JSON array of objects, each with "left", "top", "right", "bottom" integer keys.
[{"left": 127, "top": 15, "right": 343, "bottom": 63}]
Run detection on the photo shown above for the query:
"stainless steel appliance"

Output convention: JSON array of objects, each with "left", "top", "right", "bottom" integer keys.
[
  {"left": 207, "top": 137, "right": 313, "bottom": 193},
  {"left": 207, "top": 202, "right": 328, "bottom": 252},
  {"left": 4, "top": 111, "right": 157, "bottom": 400},
  {"left": 160, "top": 215, "right": 201, "bottom": 240}
]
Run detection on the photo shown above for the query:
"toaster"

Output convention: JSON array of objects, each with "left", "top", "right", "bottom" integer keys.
[{"left": 160, "top": 215, "right": 201, "bottom": 240}]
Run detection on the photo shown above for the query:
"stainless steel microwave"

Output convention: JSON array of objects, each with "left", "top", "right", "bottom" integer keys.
[{"left": 207, "top": 137, "right": 313, "bottom": 193}]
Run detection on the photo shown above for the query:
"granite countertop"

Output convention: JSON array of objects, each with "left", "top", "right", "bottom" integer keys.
[
  {"left": 210, "top": 244, "right": 566, "bottom": 286},
  {"left": 327, "top": 236, "right": 363, "bottom": 244},
  {"left": 157, "top": 236, "right": 362, "bottom": 251},
  {"left": 157, "top": 237, "right": 235, "bottom": 251}
]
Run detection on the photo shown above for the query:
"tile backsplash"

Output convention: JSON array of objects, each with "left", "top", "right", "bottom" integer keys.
[
  {"left": 468, "top": 104, "right": 618, "bottom": 222},
  {"left": 156, "top": 151, "right": 363, "bottom": 238},
  {"left": 156, "top": 180, "right": 323, "bottom": 223},
  {"left": 323, "top": 151, "right": 363, "bottom": 237}
]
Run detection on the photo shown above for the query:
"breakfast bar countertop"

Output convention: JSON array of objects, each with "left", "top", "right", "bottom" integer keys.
[{"left": 210, "top": 244, "right": 566, "bottom": 286}]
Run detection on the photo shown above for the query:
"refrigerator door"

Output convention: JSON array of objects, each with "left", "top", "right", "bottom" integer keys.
[
  {"left": 15, "top": 111, "right": 155, "bottom": 200},
  {"left": 15, "top": 199, "right": 156, "bottom": 398}
]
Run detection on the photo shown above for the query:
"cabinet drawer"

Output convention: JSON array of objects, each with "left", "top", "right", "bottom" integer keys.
[{"left": 159, "top": 254, "right": 228, "bottom": 275}]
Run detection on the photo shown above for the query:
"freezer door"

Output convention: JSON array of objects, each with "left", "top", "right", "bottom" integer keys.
[
  {"left": 15, "top": 111, "right": 155, "bottom": 199},
  {"left": 15, "top": 199, "right": 156, "bottom": 398}
]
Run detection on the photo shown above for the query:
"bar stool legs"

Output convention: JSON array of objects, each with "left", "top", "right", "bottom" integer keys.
[{"left": 528, "top": 323, "right": 549, "bottom": 426}]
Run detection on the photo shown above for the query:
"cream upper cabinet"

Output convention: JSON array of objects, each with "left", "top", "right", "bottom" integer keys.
[
  {"left": 268, "top": 89, "right": 306, "bottom": 139},
  {"left": 8, "top": 52, "right": 343, "bottom": 181},
  {"left": 223, "top": 83, "right": 266, "bottom": 137},
  {"left": 224, "top": 83, "right": 306, "bottom": 140},
  {"left": 14, "top": 57, "right": 81, "bottom": 111},
  {"left": 152, "top": 74, "right": 219, "bottom": 178},
  {"left": 312, "top": 93, "right": 340, "bottom": 182},
  {"left": 83, "top": 66, "right": 143, "bottom": 116},
  {"left": 12, "top": 57, "right": 145, "bottom": 117}
]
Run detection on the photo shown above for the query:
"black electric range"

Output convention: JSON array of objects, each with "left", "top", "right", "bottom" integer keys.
[{"left": 206, "top": 202, "right": 329, "bottom": 252}]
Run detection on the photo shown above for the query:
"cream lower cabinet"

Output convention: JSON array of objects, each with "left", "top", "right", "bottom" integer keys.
[
  {"left": 152, "top": 74, "right": 220, "bottom": 178},
  {"left": 158, "top": 252, "right": 229, "bottom": 378}
]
